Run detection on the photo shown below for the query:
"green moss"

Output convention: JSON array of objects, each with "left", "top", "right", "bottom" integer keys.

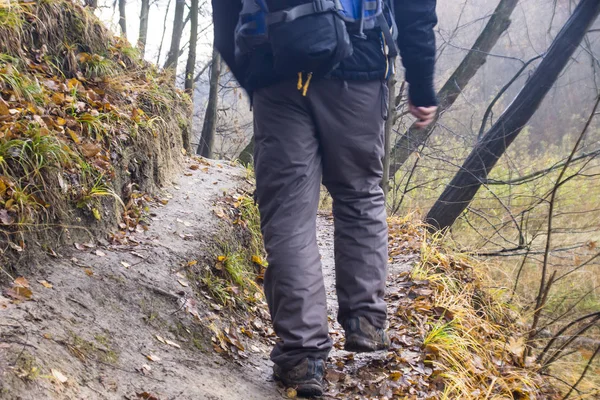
[
  {"left": 69, "top": 331, "right": 119, "bottom": 365},
  {"left": 14, "top": 352, "right": 40, "bottom": 381}
]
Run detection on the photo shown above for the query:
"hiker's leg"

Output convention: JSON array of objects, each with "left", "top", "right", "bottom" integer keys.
[
  {"left": 253, "top": 82, "right": 332, "bottom": 370},
  {"left": 311, "top": 79, "right": 388, "bottom": 329}
]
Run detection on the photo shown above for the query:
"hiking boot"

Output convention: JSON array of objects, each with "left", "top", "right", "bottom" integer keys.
[
  {"left": 343, "top": 316, "right": 390, "bottom": 352},
  {"left": 273, "top": 358, "right": 325, "bottom": 397}
]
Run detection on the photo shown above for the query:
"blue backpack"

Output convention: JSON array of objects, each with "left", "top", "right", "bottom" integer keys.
[{"left": 235, "top": 0, "right": 398, "bottom": 87}]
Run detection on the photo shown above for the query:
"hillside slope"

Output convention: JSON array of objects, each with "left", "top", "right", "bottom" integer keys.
[{"left": 0, "top": 0, "right": 190, "bottom": 268}]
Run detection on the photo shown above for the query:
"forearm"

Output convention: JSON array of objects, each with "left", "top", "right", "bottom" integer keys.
[{"left": 394, "top": 0, "right": 438, "bottom": 106}]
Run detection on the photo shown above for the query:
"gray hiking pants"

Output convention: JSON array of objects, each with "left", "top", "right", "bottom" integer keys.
[{"left": 253, "top": 79, "right": 388, "bottom": 369}]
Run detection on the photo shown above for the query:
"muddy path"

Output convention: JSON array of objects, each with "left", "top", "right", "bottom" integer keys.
[{"left": 0, "top": 160, "right": 416, "bottom": 400}]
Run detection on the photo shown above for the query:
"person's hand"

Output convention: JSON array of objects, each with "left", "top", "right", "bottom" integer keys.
[{"left": 409, "top": 102, "right": 438, "bottom": 129}]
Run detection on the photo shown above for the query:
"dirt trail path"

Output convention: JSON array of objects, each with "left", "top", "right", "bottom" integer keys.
[
  {"left": 1, "top": 160, "right": 282, "bottom": 399},
  {"left": 0, "top": 161, "right": 416, "bottom": 400}
]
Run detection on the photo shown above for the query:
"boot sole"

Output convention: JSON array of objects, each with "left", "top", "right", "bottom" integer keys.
[
  {"left": 344, "top": 335, "right": 389, "bottom": 353},
  {"left": 296, "top": 383, "right": 324, "bottom": 397},
  {"left": 273, "top": 376, "right": 323, "bottom": 397}
]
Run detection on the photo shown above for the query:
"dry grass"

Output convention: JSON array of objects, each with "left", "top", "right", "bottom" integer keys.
[
  {"left": 0, "top": 0, "right": 190, "bottom": 266},
  {"left": 410, "top": 223, "right": 552, "bottom": 399}
]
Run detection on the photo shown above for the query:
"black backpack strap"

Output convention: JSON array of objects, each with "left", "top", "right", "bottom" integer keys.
[{"left": 266, "top": 0, "right": 337, "bottom": 25}]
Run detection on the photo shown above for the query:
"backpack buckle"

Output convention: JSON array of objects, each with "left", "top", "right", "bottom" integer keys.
[{"left": 267, "top": 0, "right": 335, "bottom": 25}]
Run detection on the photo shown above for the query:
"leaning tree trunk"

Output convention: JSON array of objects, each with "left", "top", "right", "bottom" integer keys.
[
  {"left": 185, "top": 0, "right": 199, "bottom": 93},
  {"left": 389, "top": 0, "right": 519, "bottom": 178},
  {"left": 118, "top": 0, "right": 127, "bottom": 38},
  {"left": 197, "top": 46, "right": 222, "bottom": 158},
  {"left": 425, "top": 0, "right": 600, "bottom": 231},
  {"left": 138, "top": 0, "right": 150, "bottom": 57},
  {"left": 163, "top": 0, "right": 186, "bottom": 70}
]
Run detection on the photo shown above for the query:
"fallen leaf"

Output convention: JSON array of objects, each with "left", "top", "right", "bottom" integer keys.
[
  {"left": 77, "top": 52, "right": 92, "bottom": 63},
  {"left": 251, "top": 255, "right": 265, "bottom": 265},
  {"left": 0, "top": 98, "right": 9, "bottom": 115},
  {"left": 389, "top": 371, "right": 402, "bottom": 381},
  {"left": 95, "top": 250, "right": 106, "bottom": 257},
  {"left": 189, "top": 164, "right": 200, "bottom": 170},
  {"left": 121, "top": 261, "right": 131, "bottom": 268},
  {"left": 146, "top": 354, "right": 161, "bottom": 362},
  {"left": 241, "top": 328, "right": 254, "bottom": 339},
  {"left": 84, "top": 268, "right": 94, "bottom": 276},
  {"left": 155, "top": 335, "right": 167, "bottom": 344},
  {"left": 137, "top": 392, "right": 159, "bottom": 400},
  {"left": 8, "top": 277, "right": 33, "bottom": 300},
  {"left": 433, "top": 307, "right": 455, "bottom": 322},
  {"left": 38, "top": 280, "right": 53, "bottom": 289},
  {"left": 508, "top": 336, "right": 525, "bottom": 358},
  {"left": 81, "top": 143, "right": 101, "bottom": 158},
  {"left": 8, "top": 242, "right": 23, "bottom": 252},
  {"left": 140, "top": 364, "right": 152, "bottom": 375},
  {"left": 47, "top": 248, "right": 59, "bottom": 258},
  {"left": 0, "top": 209, "right": 14, "bottom": 225},
  {"left": 14, "top": 277, "right": 30, "bottom": 288},
  {"left": 51, "top": 368, "right": 68, "bottom": 383},
  {"left": 165, "top": 340, "right": 181, "bottom": 349},
  {"left": 178, "top": 279, "right": 189, "bottom": 287}
]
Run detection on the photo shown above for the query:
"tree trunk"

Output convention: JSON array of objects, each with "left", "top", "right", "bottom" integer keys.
[
  {"left": 118, "top": 0, "right": 127, "bottom": 38},
  {"left": 138, "top": 0, "right": 150, "bottom": 57},
  {"left": 84, "top": 0, "right": 98, "bottom": 9},
  {"left": 156, "top": 0, "right": 172, "bottom": 66},
  {"left": 185, "top": 0, "right": 199, "bottom": 93},
  {"left": 382, "top": 70, "right": 398, "bottom": 200},
  {"left": 163, "top": 0, "right": 186, "bottom": 70},
  {"left": 197, "top": 46, "right": 222, "bottom": 158},
  {"left": 425, "top": 0, "right": 600, "bottom": 231},
  {"left": 389, "top": 0, "right": 519, "bottom": 177},
  {"left": 238, "top": 137, "right": 255, "bottom": 166}
]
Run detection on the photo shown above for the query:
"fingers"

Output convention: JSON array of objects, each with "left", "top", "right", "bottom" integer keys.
[
  {"left": 414, "top": 118, "right": 434, "bottom": 129},
  {"left": 409, "top": 103, "right": 438, "bottom": 129}
]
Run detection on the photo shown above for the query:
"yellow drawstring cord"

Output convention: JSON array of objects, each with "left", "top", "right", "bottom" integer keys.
[
  {"left": 297, "top": 72, "right": 313, "bottom": 96},
  {"left": 302, "top": 73, "right": 313, "bottom": 96}
]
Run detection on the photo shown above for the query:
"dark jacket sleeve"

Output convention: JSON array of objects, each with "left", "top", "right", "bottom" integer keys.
[
  {"left": 212, "top": 0, "right": 245, "bottom": 86},
  {"left": 394, "top": 0, "right": 438, "bottom": 107}
]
